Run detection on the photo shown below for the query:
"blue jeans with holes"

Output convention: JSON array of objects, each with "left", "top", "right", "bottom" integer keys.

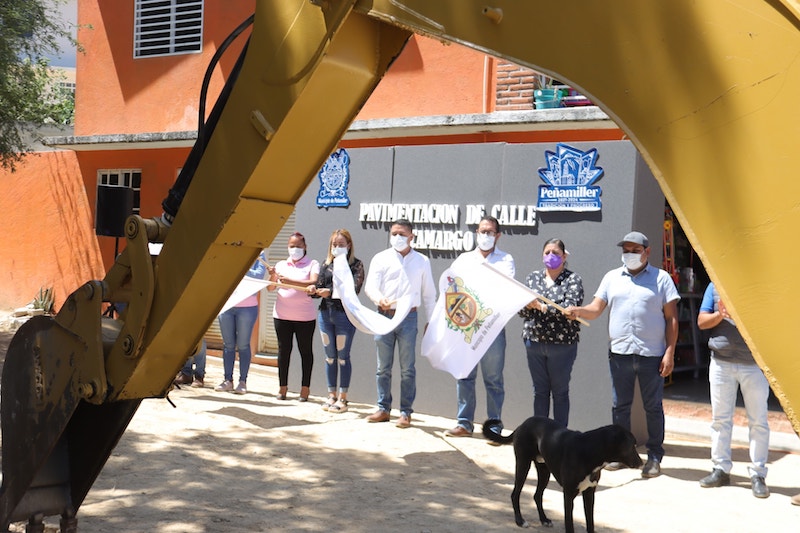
[
  {"left": 609, "top": 351, "right": 665, "bottom": 461},
  {"left": 218, "top": 305, "right": 258, "bottom": 383},
  {"left": 708, "top": 357, "right": 770, "bottom": 478},
  {"left": 374, "top": 310, "right": 417, "bottom": 415},
  {"left": 455, "top": 330, "right": 506, "bottom": 433},
  {"left": 525, "top": 340, "right": 578, "bottom": 428},
  {"left": 318, "top": 307, "right": 356, "bottom": 393},
  {"left": 181, "top": 339, "right": 207, "bottom": 380}
]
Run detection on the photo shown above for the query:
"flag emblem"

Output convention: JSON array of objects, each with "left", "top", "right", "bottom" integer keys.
[{"left": 444, "top": 276, "right": 492, "bottom": 342}]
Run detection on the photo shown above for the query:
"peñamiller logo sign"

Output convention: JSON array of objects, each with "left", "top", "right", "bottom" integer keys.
[{"left": 536, "top": 143, "right": 604, "bottom": 212}]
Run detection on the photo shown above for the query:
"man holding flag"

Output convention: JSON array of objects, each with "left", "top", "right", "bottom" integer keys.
[{"left": 438, "top": 216, "right": 515, "bottom": 439}]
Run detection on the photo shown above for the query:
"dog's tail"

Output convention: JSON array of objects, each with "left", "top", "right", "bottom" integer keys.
[{"left": 481, "top": 418, "right": 514, "bottom": 446}]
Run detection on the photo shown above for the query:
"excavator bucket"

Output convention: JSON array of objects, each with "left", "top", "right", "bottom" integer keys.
[{"left": 0, "top": 316, "right": 141, "bottom": 530}]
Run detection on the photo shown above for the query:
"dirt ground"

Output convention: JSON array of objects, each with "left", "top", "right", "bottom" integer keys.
[{"left": 1, "top": 324, "right": 799, "bottom": 532}]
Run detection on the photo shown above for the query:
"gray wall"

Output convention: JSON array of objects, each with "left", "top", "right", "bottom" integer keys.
[{"left": 279, "top": 140, "right": 664, "bottom": 432}]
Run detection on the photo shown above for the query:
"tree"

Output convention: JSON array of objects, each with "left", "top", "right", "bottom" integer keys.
[{"left": 0, "top": 0, "right": 77, "bottom": 171}]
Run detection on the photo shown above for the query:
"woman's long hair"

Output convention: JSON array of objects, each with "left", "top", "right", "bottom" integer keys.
[{"left": 324, "top": 229, "right": 355, "bottom": 265}]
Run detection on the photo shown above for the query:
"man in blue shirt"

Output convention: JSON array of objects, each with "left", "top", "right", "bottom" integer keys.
[
  {"left": 697, "top": 282, "right": 770, "bottom": 498},
  {"left": 566, "top": 231, "right": 679, "bottom": 478}
]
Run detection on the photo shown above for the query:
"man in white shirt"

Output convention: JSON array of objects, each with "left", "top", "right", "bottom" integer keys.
[
  {"left": 443, "top": 216, "right": 515, "bottom": 439},
  {"left": 364, "top": 219, "right": 436, "bottom": 428}
]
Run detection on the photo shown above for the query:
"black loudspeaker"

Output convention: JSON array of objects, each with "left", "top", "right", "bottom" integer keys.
[{"left": 96, "top": 185, "right": 134, "bottom": 237}]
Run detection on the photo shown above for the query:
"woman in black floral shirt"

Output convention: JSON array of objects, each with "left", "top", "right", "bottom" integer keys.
[{"left": 519, "top": 238, "right": 584, "bottom": 427}]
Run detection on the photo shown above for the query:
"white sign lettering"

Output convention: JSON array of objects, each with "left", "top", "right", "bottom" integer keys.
[{"left": 358, "top": 203, "right": 537, "bottom": 251}]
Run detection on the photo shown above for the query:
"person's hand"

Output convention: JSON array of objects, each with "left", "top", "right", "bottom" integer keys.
[
  {"left": 564, "top": 305, "right": 580, "bottom": 319},
  {"left": 306, "top": 284, "right": 316, "bottom": 295},
  {"left": 718, "top": 300, "right": 730, "bottom": 319},
  {"left": 378, "top": 298, "right": 392, "bottom": 311},
  {"left": 659, "top": 352, "right": 675, "bottom": 377}
]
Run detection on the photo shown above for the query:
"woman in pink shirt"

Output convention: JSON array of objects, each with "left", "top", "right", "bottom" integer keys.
[{"left": 268, "top": 232, "right": 320, "bottom": 401}]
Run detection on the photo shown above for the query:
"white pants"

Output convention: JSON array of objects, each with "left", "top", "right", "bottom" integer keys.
[{"left": 708, "top": 358, "right": 770, "bottom": 478}]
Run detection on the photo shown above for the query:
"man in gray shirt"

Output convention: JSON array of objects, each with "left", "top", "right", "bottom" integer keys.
[{"left": 566, "top": 231, "right": 679, "bottom": 478}]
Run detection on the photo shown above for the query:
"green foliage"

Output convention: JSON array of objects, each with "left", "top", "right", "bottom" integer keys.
[
  {"left": 32, "top": 286, "right": 55, "bottom": 314},
  {"left": 0, "top": 0, "right": 77, "bottom": 171}
]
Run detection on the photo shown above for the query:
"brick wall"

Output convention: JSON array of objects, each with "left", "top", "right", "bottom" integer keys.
[{"left": 495, "top": 60, "right": 537, "bottom": 111}]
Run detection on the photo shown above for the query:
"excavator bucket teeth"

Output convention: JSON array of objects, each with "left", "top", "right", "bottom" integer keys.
[{"left": 0, "top": 316, "right": 141, "bottom": 528}]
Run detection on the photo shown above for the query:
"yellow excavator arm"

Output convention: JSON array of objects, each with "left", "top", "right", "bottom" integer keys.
[{"left": 3, "top": 0, "right": 800, "bottom": 528}]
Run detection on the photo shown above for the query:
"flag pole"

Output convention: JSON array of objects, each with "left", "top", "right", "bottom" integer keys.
[
  {"left": 481, "top": 263, "right": 590, "bottom": 327},
  {"left": 536, "top": 294, "right": 590, "bottom": 327}
]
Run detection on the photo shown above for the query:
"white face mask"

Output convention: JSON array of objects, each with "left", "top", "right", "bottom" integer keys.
[
  {"left": 288, "top": 247, "right": 305, "bottom": 261},
  {"left": 390, "top": 234, "right": 410, "bottom": 252},
  {"left": 475, "top": 232, "right": 496, "bottom": 251},
  {"left": 621, "top": 252, "right": 645, "bottom": 271},
  {"left": 331, "top": 246, "right": 348, "bottom": 258}
]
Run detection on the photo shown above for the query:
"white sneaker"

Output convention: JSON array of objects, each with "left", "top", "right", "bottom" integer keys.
[{"left": 215, "top": 380, "right": 233, "bottom": 392}]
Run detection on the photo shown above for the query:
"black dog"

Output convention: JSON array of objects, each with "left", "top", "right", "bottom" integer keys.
[{"left": 483, "top": 416, "right": 642, "bottom": 532}]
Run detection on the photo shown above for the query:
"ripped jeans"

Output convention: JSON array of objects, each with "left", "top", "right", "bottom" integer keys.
[{"left": 318, "top": 307, "right": 356, "bottom": 393}]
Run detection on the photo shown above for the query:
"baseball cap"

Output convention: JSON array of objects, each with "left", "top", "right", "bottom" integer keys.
[{"left": 617, "top": 231, "right": 649, "bottom": 247}]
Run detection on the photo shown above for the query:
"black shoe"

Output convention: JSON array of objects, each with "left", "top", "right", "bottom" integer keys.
[
  {"left": 699, "top": 468, "right": 730, "bottom": 488},
  {"left": 605, "top": 461, "right": 626, "bottom": 471},
  {"left": 641, "top": 459, "right": 661, "bottom": 478},
  {"left": 751, "top": 476, "right": 770, "bottom": 499}
]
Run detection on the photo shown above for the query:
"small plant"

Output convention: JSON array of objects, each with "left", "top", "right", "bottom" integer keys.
[{"left": 32, "top": 286, "right": 55, "bottom": 314}]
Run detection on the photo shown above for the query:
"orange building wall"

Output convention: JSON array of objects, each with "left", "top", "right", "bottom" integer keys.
[
  {"left": 76, "top": 0, "right": 254, "bottom": 136},
  {"left": 76, "top": 148, "right": 191, "bottom": 269},
  {"left": 0, "top": 152, "right": 105, "bottom": 311},
  {"left": 356, "top": 35, "right": 491, "bottom": 119}
]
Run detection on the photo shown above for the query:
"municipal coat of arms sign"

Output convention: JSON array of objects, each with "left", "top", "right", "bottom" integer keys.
[{"left": 316, "top": 148, "right": 351, "bottom": 208}]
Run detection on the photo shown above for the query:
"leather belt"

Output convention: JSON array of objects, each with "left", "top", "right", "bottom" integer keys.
[{"left": 381, "top": 307, "right": 416, "bottom": 318}]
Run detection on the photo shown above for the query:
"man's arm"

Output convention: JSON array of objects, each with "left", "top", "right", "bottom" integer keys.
[
  {"left": 660, "top": 299, "right": 679, "bottom": 377},
  {"left": 363, "top": 256, "right": 384, "bottom": 307},
  {"left": 420, "top": 260, "right": 437, "bottom": 321},
  {"left": 565, "top": 296, "right": 607, "bottom": 321}
]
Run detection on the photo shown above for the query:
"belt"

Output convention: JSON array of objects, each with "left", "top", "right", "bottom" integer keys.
[{"left": 381, "top": 307, "right": 416, "bottom": 318}]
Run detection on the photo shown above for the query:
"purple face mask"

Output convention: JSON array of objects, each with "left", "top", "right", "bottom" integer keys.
[{"left": 543, "top": 252, "right": 563, "bottom": 269}]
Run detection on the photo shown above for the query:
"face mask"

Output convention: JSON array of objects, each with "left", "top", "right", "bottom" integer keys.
[
  {"left": 331, "top": 246, "right": 348, "bottom": 258},
  {"left": 475, "top": 232, "right": 496, "bottom": 251},
  {"left": 621, "top": 252, "right": 645, "bottom": 270},
  {"left": 543, "top": 252, "right": 563, "bottom": 269},
  {"left": 288, "top": 247, "right": 305, "bottom": 261},
  {"left": 390, "top": 234, "right": 410, "bottom": 252}
]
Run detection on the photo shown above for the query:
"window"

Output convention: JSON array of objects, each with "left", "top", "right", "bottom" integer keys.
[
  {"left": 134, "top": 0, "right": 203, "bottom": 58},
  {"left": 98, "top": 169, "right": 142, "bottom": 214}
]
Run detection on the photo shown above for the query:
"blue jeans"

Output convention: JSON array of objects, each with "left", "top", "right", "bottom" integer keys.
[
  {"left": 708, "top": 358, "right": 770, "bottom": 478},
  {"left": 218, "top": 305, "right": 259, "bottom": 383},
  {"left": 374, "top": 310, "right": 417, "bottom": 415},
  {"left": 181, "top": 339, "right": 207, "bottom": 380},
  {"left": 525, "top": 340, "right": 578, "bottom": 428},
  {"left": 609, "top": 352, "right": 665, "bottom": 461},
  {"left": 318, "top": 307, "right": 356, "bottom": 393},
  {"left": 455, "top": 330, "right": 506, "bottom": 432}
]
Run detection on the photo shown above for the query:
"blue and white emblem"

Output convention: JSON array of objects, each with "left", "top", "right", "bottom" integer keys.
[
  {"left": 536, "top": 143, "right": 603, "bottom": 212},
  {"left": 316, "top": 148, "right": 351, "bottom": 208}
]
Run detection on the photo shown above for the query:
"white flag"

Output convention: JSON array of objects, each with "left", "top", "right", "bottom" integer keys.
[
  {"left": 332, "top": 254, "right": 415, "bottom": 335},
  {"left": 421, "top": 262, "right": 537, "bottom": 379},
  {"left": 220, "top": 276, "right": 270, "bottom": 314}
]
